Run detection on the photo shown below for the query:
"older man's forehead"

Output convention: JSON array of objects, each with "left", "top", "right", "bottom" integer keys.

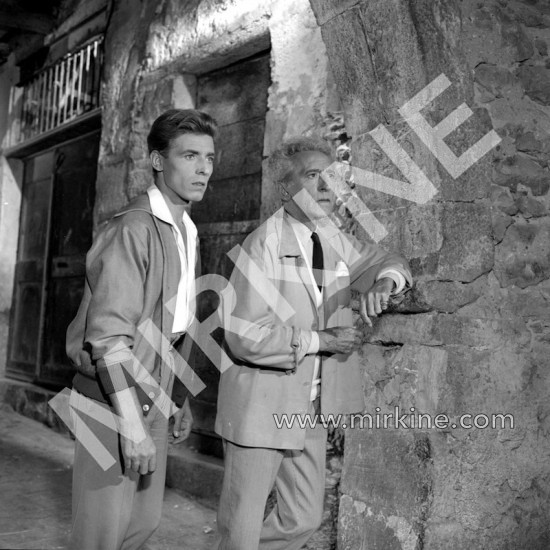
[{"left": 291, "top": 150, "right": 332, "bottom": 173}]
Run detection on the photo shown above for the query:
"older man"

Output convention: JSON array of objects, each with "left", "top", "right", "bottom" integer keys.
[{"left": 215, "top": 136, "right": 413, "bottom": 549}]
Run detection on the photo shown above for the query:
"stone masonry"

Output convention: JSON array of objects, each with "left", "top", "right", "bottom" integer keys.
[{"left": 309, "top": 0, "right": 550, "bottom": 548}]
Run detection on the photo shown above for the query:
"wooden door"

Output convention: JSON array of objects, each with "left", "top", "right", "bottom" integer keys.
[
  {"left": 6, "top": 151, "right": 55, "bottom": 381},
  {"left": 7, "top": 131, "right": 98, "bottom": 387}
]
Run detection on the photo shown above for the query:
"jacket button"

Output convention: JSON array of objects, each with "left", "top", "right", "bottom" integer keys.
[
  {"left": 142, "top": 404, "right": 150, "bottom": 412},
  {"left": 148, "top": 392, "right": 155, "bottom": 399}
]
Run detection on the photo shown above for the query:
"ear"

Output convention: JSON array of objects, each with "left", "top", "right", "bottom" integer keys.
[
  {"left": 150, "top": 150, "right": 164, "bottom": 172},
  {"left": 278, "top": 182, "right": 291, "bottom": 202}
]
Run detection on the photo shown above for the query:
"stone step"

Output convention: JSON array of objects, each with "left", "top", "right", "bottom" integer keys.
[{"left": 0, "top": 377, "right": 223, "bottom": 508}]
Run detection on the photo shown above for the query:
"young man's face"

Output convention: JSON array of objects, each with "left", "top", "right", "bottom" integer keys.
[
  {"left": 152, "top": 133, "right": 215, "bottom": 203},
  {"left": 282, "top": 150, "right": 337, "bottom": 223}
]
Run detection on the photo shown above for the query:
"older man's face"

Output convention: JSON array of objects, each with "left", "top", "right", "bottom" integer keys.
[{"left": 283, "top": 150, "right": 337, "bottom": 222}]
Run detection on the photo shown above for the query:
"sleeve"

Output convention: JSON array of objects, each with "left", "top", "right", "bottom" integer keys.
[
  {"left": 338, "top": 232, "right": 413, "bottom": 294},
  {"left": 223, "top": 231, "right": 315, "bottom": 371},
  {"left": 84, "top": 216, "right": 149, "bottom": 395},
  {"left": 376, "top": 268, "right": 407, "bottom": 294}
]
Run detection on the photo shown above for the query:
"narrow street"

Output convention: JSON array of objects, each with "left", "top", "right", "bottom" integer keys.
[{"left": 0, "top": 405, "right": 218, "bottom": 550}]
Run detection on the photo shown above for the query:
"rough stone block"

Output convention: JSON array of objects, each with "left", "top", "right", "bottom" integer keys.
[
  {"left": 507, "top": 1, "right": 550, "bottom": 27},
  {"left": 338, "top": 494, "right": 416, "bottom": 550},
  {"left": 517, "top": 65, "right": 550, "bottom": 106},
  {"left": 435, "top": 315, "right": 530, "bottom": 351},
  {"left": 474, "top": 64, "right": 518, "bottom": 98},
  {"left": 443, "top": 340, "right": 532, "bottom": 413},
  {"left": 355, "top": 202, "right": 444, "bottom": 264},
  {"left": 534, "top": 38, "right": 548, "bottom": 56},
  {"left": 364, "top": 343, "right": 449, "bottom": 416},
  {"left": 308, "top": 0, "right": 363, "bottom": 25},
  {"left": 490, "top": 185, "right": 518, "bottom": 215},
  {"left": 491, "top": 211, "right": 514, "bottom": 243},
  {"left": 516, "top": 194, "right": 547, "bottom": 218},
  {"left": 94, "top": 160, "right": 130, "bottom": 223},
  {"left": 318, "top": 7, "right": 384, "bottom": 136},
  {"left": 493, "top": 154, "right": 549, "bottom": 195},
  {"left": 494, "top": 218, "right": 550, "bottom": 288},
  {"left": 461, "top": 2, "right": 535, "bottom": 67},
  {"left": 351, "top": 131, "right": 442, "bottom": 214},
  {"left": 137, "top": 76, "right": 175, "bottom": 128},
  {"left": 340, "top": 429, "right": 431, "bottom": 549},
  {"left": 516, "top": 132, "right": 547, "bottom": 155},
  {"left": 415, "top": 277, "right": 488, "bottom": 313},
  {"left": 366, "top": 313, "right": 441, "bottom": 346},
  {"left": 437, "top": 203, "right": 494, "bottom": 282}
]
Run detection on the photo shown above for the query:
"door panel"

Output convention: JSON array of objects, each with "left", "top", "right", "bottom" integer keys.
[
  {"left": 38, "top": 132, "right": 98, "bottom": 386},
  {"left": 6, "top": 153, "right": 54, "bottom": 381},
  {"left": 7, "top": 131, "right": 98, "bottom": 387}
]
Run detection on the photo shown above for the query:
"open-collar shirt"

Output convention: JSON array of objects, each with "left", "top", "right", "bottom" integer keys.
[{"left": 147, "top": 186, "right": 197, "bottom": 334}]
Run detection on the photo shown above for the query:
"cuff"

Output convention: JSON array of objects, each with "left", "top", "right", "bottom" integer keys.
[
  {"left": 376, "top": 269, "right": 406, "bottom": 294},
  {"left": 96, "top": 359, "right": 137, "bottom": 395},
  {"left": 290, "top": 327, "right": 316, "bottom": 370},
  {"left": 307, "top": 331, "right": 320, "bottom": 354}
]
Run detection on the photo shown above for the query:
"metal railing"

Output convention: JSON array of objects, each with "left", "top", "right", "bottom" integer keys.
[{"left": 7, "top": 35, "right": 104, "bottom": 147}]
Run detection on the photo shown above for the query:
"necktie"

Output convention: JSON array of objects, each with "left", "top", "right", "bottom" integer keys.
[{"left": 311, "top": 232, "right": 324, "bottom": 292}]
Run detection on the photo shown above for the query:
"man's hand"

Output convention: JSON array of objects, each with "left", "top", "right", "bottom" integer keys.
[
  {"left": 110, "top": 387, "right": 157, "bottom": 475},
  {"left": 360, "top": 277, "right": 395, "bottom": 327},
  {"left": 318, "top": 326, "right": 362, "bottom": 354},
  {"left": 171, "top": 398, "right": 193, "bottom": 444},
  {"left": 120, "top": 423, "right": 157, "bottom": 475}
]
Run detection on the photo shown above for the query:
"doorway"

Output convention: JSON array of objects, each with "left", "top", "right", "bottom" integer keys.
[{"left": 7, "top": 130, "right": 99, "bottom": 387}]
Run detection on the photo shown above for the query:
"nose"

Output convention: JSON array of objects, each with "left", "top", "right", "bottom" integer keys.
[
  {"left": 196, "top": 157, "right": 212, "bottom": 176},
  {"left": 317, "top": 174, "right": 328, "bottom": 191}
]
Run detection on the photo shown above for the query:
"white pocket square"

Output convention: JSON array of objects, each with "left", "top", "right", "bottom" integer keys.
[{"left": 335, "top": 261, "right": 349, "bottom": 277}]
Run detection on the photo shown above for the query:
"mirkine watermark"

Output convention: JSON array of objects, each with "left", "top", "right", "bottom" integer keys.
[{"left": 273, "top": 407, "right": 515, "bottom": 431}]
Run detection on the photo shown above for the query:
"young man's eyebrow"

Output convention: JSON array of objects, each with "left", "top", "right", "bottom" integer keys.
[{"left": 178, "top": 148, "right": 215, "bottom": 156}]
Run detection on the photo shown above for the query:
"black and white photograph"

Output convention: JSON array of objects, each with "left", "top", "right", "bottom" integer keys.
[{"left": 0, "top": 0, "right": 549, "bottom": 549}]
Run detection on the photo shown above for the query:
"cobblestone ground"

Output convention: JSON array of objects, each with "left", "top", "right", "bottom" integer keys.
[{"left": 0, "top": 406, "right": 217, "bottom": 550}]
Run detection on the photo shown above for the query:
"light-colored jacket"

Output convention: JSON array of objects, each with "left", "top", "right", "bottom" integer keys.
[
  {"left": 215, "top": 209, "right": 412, "bottom": 449},
  {"left": 66, "top": 193, "right": 197, "bottom": 411}
]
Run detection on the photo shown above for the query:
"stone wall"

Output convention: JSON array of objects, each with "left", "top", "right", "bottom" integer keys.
[
  {"left": 309, "top": 0, "right": 550, "bottom": 548},
  {"left": 0, "top": 56, "right": 22, "bottom": 379}
]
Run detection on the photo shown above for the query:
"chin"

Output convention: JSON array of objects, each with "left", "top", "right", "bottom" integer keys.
[
  {"left": 318, "top": 203, "right": 336, "bottom": 216},
  {"left": 183, "top": 191, "right": 206, "bottom": 202}
]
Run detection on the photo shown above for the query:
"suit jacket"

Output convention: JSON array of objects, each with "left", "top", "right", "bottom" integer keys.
[{"left": 215, "top": 208, "right": 412, "bottom": 449}]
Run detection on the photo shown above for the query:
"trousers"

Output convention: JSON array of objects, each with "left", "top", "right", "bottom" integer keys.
[
  {"left": 217, "top": 401, "right": 327, "bottom": 550},
  {"left": 69, "top": 391, "right": 169, "bottom": 550}
]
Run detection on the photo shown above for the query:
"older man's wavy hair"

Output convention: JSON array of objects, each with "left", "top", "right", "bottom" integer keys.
[{"left": 267, "top": 136, "right": 332, "bottom": 185}]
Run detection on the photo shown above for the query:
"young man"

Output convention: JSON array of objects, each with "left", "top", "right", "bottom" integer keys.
[
  {"left": 215, "top": 137, "right": 412, "bottom": 549},
  {"left": 66, "top": 109, "right": 217, "bottom": 550}
]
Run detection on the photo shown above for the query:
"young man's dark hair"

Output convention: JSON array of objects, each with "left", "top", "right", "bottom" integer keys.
[{"left": 147, "top": 108, "right": 218, "bottom": 156}]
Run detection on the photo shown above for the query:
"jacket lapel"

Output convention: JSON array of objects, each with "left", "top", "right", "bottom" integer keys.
[{"left": 278, "top": 211, "right": 319, "bottom": 311}]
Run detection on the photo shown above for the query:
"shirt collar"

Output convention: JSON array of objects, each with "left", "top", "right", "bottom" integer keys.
[
  {"left": 279, "top": 210, "right": 340, "bottom": 258},
  {"left": 147, "top": 185, "right": 187, "bottom": 228}
]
